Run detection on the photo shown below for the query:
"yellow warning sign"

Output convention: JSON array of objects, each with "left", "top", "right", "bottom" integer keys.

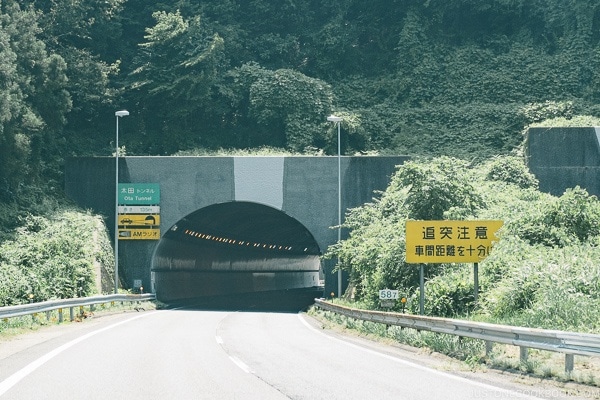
[
  {"left": 405, "top": 220, "right": 503, "bottom": 263},
  {"left": 118, "top": 214, "right": 160, "bottom": 227},
  {"left": 118, "top": 229, "right": 161, "bottom": 240}
]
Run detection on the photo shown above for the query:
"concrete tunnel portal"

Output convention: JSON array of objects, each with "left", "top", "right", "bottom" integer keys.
[{"left": 151, "top": 201, "right": 324, "bottom": 306}]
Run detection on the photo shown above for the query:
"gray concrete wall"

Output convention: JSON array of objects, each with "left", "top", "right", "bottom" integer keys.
[
  {"left": 527, "top": 127, "right": 600, "bottom": 196},
  {"left": 65, "top": 156, "right": 409, "bottom": 295}
]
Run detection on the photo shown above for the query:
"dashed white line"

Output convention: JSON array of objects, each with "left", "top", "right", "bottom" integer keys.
[{"left": 229, "top": 355, "right": 253, "bottom": 374}]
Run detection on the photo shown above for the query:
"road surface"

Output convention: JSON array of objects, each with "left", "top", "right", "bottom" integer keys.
[{"left": 0, "top": 308, "right": 583, "bottom": 399}]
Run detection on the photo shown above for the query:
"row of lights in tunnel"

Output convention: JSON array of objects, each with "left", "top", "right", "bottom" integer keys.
[{"left": 183, "top": 229, "right": 311, "bottom": 252}]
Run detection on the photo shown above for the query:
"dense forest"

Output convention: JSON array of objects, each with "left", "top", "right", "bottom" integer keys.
[{"left": 2, "top": 0, "right": 600, "bottom": 212}]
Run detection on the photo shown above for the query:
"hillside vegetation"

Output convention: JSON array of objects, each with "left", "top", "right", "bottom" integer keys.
[
  {"left": 1, "top": 0, "right": 600, "bottom": 331},
  {"left": 0, "top": 210, "right": 114, "bottom": 306},
  {"left": 325, "top": 154, "right": 600, "bottom": 333},
  {"left": 2, "top": 0, "right": 600, "bottom": 200}
]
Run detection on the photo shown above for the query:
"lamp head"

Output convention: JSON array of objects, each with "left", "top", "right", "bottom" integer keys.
[
  {"left": 115, "top": 110, "right": 129, "bottom": 117},
  {"left": 327, "top": 115, "right": 342, "bottom": 123}
]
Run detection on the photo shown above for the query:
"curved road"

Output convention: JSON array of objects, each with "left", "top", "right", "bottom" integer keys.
[{"left": 0, "top": 308, "right": 566, "bottom": 399}]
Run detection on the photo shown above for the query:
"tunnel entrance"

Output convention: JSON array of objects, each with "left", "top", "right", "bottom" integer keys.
[{"left": 151, "top": 201, "right": 324, "bottom": 309}]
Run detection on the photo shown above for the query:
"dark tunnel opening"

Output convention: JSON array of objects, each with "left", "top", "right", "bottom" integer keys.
[{"left": 151, "top": 201, "right": 324, "bottom": 309}]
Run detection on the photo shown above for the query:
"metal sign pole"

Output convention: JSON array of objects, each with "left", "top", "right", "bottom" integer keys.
[
  {"left": 474, "top": 262, "right": 479, "bottom": 305},
  {"left": 419, "top": 264, "right": 425, "bottom": 315}
]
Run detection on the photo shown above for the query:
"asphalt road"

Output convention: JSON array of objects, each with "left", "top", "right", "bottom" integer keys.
[{"left": 0, "top": 308, "right": 576, "bottom": 399}]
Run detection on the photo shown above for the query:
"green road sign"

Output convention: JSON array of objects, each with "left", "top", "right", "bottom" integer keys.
[{"left": 118, "top": 183, "right": 160, "bottom": 205}]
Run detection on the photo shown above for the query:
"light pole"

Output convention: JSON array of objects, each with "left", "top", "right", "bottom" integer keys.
[
  {"left": 327, "top": 114, "right": 343, "bottom": 298},
  {"left": 114, "top": 110, "right": 129, "bottom": 294}
]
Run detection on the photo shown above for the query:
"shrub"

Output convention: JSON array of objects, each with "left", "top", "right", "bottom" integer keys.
[
  {"left": 413, "top": 264, "right": 476, "bottom": 317},
  {"left": 521, "top": 100, "right": 574, "bottom": 124},
  {"left": 0, "top": 209, "right": 113, "bottom": 306},
  {"left": 484, "top": 155, "right": 538, "bottom": 189},
  {"left": 518, "top": 187, "right": 600, "bottom": 247}
]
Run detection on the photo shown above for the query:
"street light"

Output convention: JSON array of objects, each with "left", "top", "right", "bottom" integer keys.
[
  {"left": 327, "top": 114, "right": 343, "bottom": 298},
  {"left": 114, "top": 110, "right": 129, "bottom": 294}
]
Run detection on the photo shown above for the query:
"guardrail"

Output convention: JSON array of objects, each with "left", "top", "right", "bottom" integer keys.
[
  {"left": 313, "top": 299, "right": 600, "bottom": 373},
  {"left": 0, "top": 293, "right": 156, "bottom": 323}
]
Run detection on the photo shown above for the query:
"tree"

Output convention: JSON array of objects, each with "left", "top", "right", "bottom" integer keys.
[
  {"left": 128, "top": 10, "right": 226, "bottom": 153},
  {"left": 0, "top": 1, "right": 71, "bottom": 200},
  {"left": 248, "top": 68, "right": 334, "bottom": 151}
]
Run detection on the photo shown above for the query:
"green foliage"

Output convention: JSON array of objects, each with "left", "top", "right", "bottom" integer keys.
[
  {"left": 518, "top": 187, "right": 600, "bottom": 247},
  {"left": 0, "top": 210, "right": 114, "bottom": 306},
  {"left": 394, "top": 157, "right": 484, "bottom": 220},
  {"left": 5, "top": 0, "right": 600, "bottom": 192},
  {"left": 479, "top": 243, "right": 600, "bottom": 332},
  {"left": 412, "top": 265, "right": 476, "bottom": 316},
  {"left": 327, "top": 155, "right": 600, "bottom": 331},
  {"left": 521, "top": 101, "right": 574, "bottom": 124},
  {"left": 0, "top": 1, "right": 71, "bottom": 197},
  {"left": 248, "top": 68, "right": 334, "bottom": 151},
  {"left": 174, "top": 146, "right": 303, "bottom": 156},
  {"left": 484, "top": 155, "right": 539, "bottom": 189},
  {"left": 529, "top": 115, "right": 600, "bottom": 127},
  {"left": 389, "top": 102, "right": 527, "bottom": 159},
  {"left": 221, "top": 63, "right": 335, "bottom": 151},
  {"left": 127, "top": 9, "right": 226, "bottom": 153}
]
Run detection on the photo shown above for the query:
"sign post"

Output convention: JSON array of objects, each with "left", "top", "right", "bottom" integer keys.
[
  {"left": 420, "top": 264, "right": 425, "bottom": 315},
  {"left": 474, "top": 262, "right": 479, "bottom": 304},
  {"left": 405, "top": 220, "right": 503, "bottom": 314}
]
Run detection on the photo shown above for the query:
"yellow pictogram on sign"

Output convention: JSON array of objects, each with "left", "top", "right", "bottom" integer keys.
[
  {"left": 118, "top": 214, "right": 160, "bottom": 227},
  {"left": 405, "top": 220, "right": 503, "bottom": 264}
]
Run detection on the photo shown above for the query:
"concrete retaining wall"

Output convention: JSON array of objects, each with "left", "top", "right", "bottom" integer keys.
[{"left": 527, "top": 127, "right": 600, "bottom": 196}]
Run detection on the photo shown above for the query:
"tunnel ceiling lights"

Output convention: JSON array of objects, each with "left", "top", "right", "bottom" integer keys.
[{"left": 183, "top": 229, "right": 302, "bottom": 252}]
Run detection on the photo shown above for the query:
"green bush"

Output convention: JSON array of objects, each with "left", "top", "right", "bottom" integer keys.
[
  {"left": 484, "top": 155, "right": 539, "bottom": 189},
  {"left": 518, "top": 187, "right": 600, "bottom": 247},
  {"left": 521, "top": 100, "right": 574, "bottom": 124},
  {"left": 479, "top": 243, "right": 600, "bottom": 331},
  {"left": 412, "top": 264, "right": 476, "bottom": 317},
  {"left": 0, "top": 209, "right": 114, "bottom": 306}
]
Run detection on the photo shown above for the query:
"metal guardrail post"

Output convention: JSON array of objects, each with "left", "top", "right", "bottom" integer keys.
[
  {"left": 485, "top": 340, "right": 493, "bottom": 356},
  {"left": 520, "top": 346, "right": 528, "bottom": 363},
  {"left": 565, "top": 354, "right": 574, "bottom": 373}
]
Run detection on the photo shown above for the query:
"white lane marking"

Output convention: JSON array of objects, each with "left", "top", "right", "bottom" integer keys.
[
  {"left": 0, "top": 312, "right": 157, "bottom": 397},
  {"left": 229, "top": 355, "right": 253, "bottom": 374},
  {"left": 216, "top": 334, "right": 253, "bottom": 373},
  {"left": 297, "top": 314, "right": 542, "bottom": 400},
  {"left": 215, "top": 312, "right": 255, "bottom": 374}
]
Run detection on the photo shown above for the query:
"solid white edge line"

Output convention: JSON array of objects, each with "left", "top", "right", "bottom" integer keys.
[
  {"left": 0, "top": 311, "right": 158, "bottom": 398},
  {"left": 297, "top": 313, "right": 542, "bottom": 400}
]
